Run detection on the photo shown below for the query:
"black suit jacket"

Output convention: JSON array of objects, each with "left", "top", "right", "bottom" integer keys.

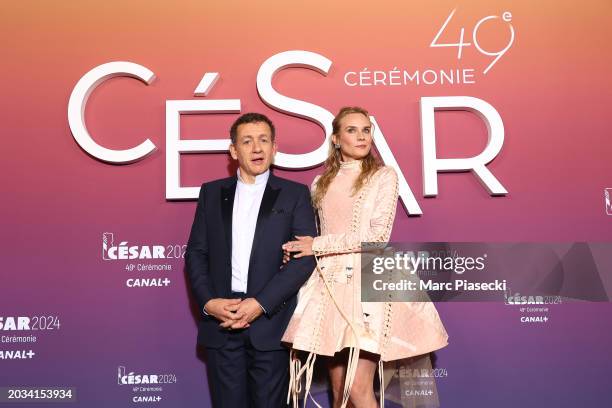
[{"left": 185, "top": 172, "right": 317, "bottom": 351}]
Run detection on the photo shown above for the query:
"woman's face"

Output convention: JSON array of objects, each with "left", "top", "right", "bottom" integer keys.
[{"left": 332, "top": 112, "right": 373, "bottom": 161}]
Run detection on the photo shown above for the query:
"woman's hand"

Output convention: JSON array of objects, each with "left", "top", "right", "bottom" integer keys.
[{"left": 282, "top": 235, "right": 314, "bottom": 259}]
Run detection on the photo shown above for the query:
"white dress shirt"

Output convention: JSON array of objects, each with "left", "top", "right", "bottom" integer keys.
[{"left": 231, "top": 168, "right": 270, "bottom": 293}]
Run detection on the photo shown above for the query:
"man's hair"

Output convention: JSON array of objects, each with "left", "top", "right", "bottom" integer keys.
[{"left": 229, "top": 112, "right": 275, "bottom": 144}]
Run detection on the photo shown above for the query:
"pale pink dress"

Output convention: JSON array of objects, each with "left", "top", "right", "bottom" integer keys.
[{"left": 282, "top": 160, "right": 449, "bottom": 407}]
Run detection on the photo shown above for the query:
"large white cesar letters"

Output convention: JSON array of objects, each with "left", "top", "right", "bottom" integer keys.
[
  {"left": 256, "top": 50, "right": 334, "bottom": 168},
  {"left": 257, "top": 51, "right": 422, "bottom": 214},
  {"left": 68, "top": 55, "right": 508, "bottom": 214},
  {"left": 165, "top": 99, "right": 241, "bottom": 200},
  {"left": 68, "top": 61, "right": 157, "bottom": 163},
  {"left": 420, "top": 96, "right": 507, "bottom": 197}
]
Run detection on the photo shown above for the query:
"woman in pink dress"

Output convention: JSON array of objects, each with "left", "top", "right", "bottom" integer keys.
[{"left": 282, "top": 107, "right": 449, "bottom": 408}]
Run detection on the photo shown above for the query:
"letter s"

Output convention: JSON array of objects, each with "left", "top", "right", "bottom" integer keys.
[{"left": 256, "top": 50, "right": 334, "bottom": 168}]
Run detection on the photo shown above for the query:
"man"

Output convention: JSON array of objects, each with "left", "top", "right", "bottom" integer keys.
[{"left": 185, "top": 112, "right": 317, "bottom": 407}]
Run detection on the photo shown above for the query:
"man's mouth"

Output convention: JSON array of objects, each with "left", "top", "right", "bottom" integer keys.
[{"left": 251, "top": 157, "right": 265, "bottom": 165}]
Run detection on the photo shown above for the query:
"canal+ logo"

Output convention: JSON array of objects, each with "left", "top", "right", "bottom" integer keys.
[{"left": 102, "top": 232, "right": 166, "bottom": 261}]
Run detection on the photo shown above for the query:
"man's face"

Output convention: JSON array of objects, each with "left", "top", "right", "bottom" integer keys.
[{"left": 229, "top": 121, "right": 276, "bottom": 181}]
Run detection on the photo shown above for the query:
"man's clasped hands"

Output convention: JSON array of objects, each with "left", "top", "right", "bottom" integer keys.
[{"left": 204, "top": 297, "right": 263, "bottom": 330}]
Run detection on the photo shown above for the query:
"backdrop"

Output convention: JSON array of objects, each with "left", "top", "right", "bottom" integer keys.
[{"left": 2, "top": 1, "right": 612, "bottom": 407}]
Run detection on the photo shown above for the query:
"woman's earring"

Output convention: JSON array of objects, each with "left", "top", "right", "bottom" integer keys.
[{"left": 334, "top": 143, "right": 341, "bottom": 149}]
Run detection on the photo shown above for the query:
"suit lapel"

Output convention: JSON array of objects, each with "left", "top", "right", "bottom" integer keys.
[
  {"left": 247, "top": 175, "right": 281, "bottom": 291},
  {"left": 220, "top": 178, "right": 237, "bottom": 256}
]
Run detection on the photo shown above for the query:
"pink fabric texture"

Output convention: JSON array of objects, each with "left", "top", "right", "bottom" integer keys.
[{"left": 282, "top": 160, "right": 449, "bottom": 362}]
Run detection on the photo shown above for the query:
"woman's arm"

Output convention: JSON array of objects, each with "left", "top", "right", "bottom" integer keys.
[
  {"left": 281, "top": 175, "right": 321, "bottom": 261},
  {"left": 311, "top": 166, "right": 399, "bottom": 256}
]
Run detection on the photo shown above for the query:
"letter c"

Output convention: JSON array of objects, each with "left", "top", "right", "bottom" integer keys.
[{"left": 68, "top": 61, "right": 156, "bottom": 163}]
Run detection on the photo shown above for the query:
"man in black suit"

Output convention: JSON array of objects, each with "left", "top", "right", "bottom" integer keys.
[{"left": 185, "top": 112, "right": 317, "bottom": 407}]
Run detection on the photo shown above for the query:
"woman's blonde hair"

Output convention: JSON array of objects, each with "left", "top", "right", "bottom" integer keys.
[{"left": 312, "top": 106, "right": 382, "bottom": 209}]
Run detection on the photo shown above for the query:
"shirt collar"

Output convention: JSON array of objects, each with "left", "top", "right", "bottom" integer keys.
[
  {"left": 237, "top": 168, "right": 270, "bottom": 186},
  {"left": 339, "top": 159, "right": 363, "bottom": 170}
]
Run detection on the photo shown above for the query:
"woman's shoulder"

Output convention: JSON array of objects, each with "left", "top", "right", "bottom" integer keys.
[{"left": 374, "top": 164, "right": 398, "bottom": 182}]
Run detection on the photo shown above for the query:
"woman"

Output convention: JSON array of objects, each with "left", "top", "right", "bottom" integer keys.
[{"left": 282, "top": 106, "right": 449, "bottom": 408}]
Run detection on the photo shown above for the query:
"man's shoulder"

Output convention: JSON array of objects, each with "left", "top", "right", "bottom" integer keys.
[{"left": 200, "top": 176, "right": 236, "bottom": 190}]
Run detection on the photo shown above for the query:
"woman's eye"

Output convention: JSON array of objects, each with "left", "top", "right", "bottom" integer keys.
[{"left": 364, "top": 128, "right": 371, "bottom": 134}]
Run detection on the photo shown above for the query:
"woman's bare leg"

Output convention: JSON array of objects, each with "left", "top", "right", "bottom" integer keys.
[
  {"left": 348, "top": 351, "right": 378, "bottom": 408},
  {"left": 328, "top": 350, "right": 351, "bottom": 408},
  {"left": 328, "top": 350, "right": 379, "bottom": 408}
]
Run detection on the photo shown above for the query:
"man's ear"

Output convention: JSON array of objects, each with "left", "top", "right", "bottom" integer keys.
[
  {"left": 272, "top": 141, "right": 278, "bottom": 156},
  {"left": 229, "top": 143, "right": 238, "bottom": 160}
]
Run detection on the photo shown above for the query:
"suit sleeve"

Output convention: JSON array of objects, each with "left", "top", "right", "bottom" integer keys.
[
  {"left": 255, "top": 184, "right": 317, "bottom": 315},
  {"left": 311, "top": 166, "right": 399, "bottom": 256},
  {"left": 185, "top": 184, "right": 214, "bottom": 313}
]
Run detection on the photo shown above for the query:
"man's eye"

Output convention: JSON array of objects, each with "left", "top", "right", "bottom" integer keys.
[
  {"left": 347, "top": 128, "right": 355, "bottom": 133},
  {"left": 364, "top": 128, "right": 371, "bottom": 134},
  {"left": 243, "top": 140, "right": 251, "bottom": 145}
]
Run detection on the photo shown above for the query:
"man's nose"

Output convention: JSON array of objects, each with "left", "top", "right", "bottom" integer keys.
[{"left": 252, "top": 141, "right": 263, "bottom": 152}]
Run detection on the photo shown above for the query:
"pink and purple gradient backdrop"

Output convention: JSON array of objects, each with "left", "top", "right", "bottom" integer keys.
[{"left": 1, "top": 1, "right": 612, "bottom": 406}]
